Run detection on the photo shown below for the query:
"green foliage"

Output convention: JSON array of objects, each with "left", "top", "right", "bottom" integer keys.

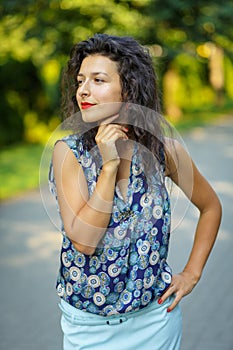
[
  {"left": 142, "top": 0, "right": 233, "bottom": 57},
  {"left": 163, "top": 53, "right": 215, "bottom": 119},
  {"left": 0, "top": 59, "right": 43, "bottom": 145},
  {"left": 224, "top": 56, "right": 233, "bottom": 99},
  {"left": 0, "top": 0, "right": 149, "bottom": 145},
  {"left": 0, "top": 0, "right": 232, "bottom": 146}
]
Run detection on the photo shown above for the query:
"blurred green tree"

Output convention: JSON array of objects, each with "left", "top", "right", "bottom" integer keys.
[
  {"left": 0, "top": 0, "right": 232, "bottom": 145},
  {"left": 0, "top": 0, "right": 151, "bottom": 145},
  {"left": 141, "top": 0, "right": 233, "bottom": 56},
  {"left": 140, "top": 0, "right": 233, "bottom": 116}
]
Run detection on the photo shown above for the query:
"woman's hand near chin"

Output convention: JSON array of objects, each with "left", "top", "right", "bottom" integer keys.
[{"left": 95, "top": 122, "right": 128, "bottom": 170}]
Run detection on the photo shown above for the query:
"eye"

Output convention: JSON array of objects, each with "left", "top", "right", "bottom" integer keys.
[
  {"left": 76, "top": 76, "right": 85, "bottom": 87},
  {"left": 76, "top": 79, "right": 83, "bottom": 87},
  {"left": 95, "top": 78, "right": 104, "bottom": 84}
]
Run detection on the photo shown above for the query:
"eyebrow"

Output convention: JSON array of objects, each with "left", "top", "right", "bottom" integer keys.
[{"left": 77, "top": 72, "right": 109, "bottom": 77}]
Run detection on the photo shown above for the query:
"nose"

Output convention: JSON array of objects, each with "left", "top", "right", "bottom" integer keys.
[{"left": 78, "top": 79, "right": 91, "bottom": 97}]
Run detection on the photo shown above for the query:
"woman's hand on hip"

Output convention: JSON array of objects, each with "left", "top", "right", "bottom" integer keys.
[{"left": 158, "top": 271, "right": 199, "bottom": 312}]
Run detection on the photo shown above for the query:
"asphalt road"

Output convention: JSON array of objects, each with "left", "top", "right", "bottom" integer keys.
[{"left": 0, "top": 115, "right": 232, "bottom": 350}]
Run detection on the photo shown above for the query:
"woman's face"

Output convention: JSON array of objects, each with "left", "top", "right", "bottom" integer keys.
[{"left": 76, "top": 54, "right": 122, "bottom": 123}]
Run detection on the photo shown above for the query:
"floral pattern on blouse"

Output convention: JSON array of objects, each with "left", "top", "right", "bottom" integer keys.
[{"left": 49, "top": 134, "right": 172, "bottom": 316}]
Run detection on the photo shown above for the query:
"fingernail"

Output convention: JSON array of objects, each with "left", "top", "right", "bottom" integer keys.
[
  {"left": 167, "top": 308, "right": 171, "bottom": 313},
  {"left": 158, "top": 298, "right": 163, "bottom": 305}
]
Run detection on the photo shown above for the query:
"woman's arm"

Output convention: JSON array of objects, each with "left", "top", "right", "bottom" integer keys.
[
  {"left": 159, "top": 139, "right": 222, "bottom": 311},
  {"left": 52, "top": 123, "right": 128, "bottom": 255}
]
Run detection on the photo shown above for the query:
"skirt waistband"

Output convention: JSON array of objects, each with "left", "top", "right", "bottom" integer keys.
[{"left": 59, "top": 297, "right": 170, "bottom": 326}]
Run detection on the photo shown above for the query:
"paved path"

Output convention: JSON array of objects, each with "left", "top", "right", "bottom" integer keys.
[{"left": 0, "top": 116, "right": 232, "bottom": 350}]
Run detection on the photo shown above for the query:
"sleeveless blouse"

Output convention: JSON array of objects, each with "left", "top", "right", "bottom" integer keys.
[{"left": 49, "top": 134, "right": 172, "bottom": 316}]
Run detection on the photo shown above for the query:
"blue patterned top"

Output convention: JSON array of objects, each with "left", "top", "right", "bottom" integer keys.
[{"left": 49, "top": 134, "right": 172, "bottom": 316}]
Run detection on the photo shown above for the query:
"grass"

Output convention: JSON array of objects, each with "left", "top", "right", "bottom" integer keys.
[
  {"left": 169, "top": 99, "right": 233, "bottom": 132},
  {"left": 0, "top": 143, "right": 46, "bottom": 200}
]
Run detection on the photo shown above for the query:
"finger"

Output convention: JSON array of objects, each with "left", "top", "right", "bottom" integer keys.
[
  {"left": 157, "top": 284, "right": 176, "bottom": 305},
  {"left": 167, "top": 294, "right": 181, "bottom": 313},
  {"left": 97, "top": 123, "right": 128, "bottom": 136},
  {"left": 96, "top": 129, "right": 128, "bottom": 144},
  {"left": 105, "top": 130, "right": 128, "bottom": 142}
]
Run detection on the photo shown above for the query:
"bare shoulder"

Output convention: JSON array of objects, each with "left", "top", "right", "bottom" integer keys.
[
  {"left": 52, "top": 139, "right": 89, "bottom": 206},
  {"left": 163, "top": 137, "right": 190, "bottom": 177},
  {"left": 164, "top": 137, "right": 186, "bottom": 156},
  {"left": 53, "top": 139, "right": 73, "bottom": 159},
  {"left": 52, "top": 139, "right": 83, "bottom": 186},
  {"left": 53, "top": 140, "right": 78, "bottom": 166}
]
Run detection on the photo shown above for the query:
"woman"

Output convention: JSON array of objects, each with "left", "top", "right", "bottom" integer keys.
[{"left": 49, "top": 34, "right": 222, "bottom": 349}]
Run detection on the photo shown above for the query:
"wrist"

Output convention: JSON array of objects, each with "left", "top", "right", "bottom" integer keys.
[
  {"left": 102, "top": 160, "right": 120, "bottom": 174},
  {"left": 181, "top": 269, "right": 201, "bottom": 286}
]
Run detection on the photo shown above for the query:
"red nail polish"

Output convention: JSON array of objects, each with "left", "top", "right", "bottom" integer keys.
[
  {"left": 167, "top": 308, "right": 171, "bottom": 313},
  {"left": 158, "top": 298, "right": 163, "bottom": 305}
]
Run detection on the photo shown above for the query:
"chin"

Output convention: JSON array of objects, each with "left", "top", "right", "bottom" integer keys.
[
  {"left": 81, "top": 103, "right": 122, "bottom": 124},
  {"left": 81, "top": 110, "right": 102, "bottom": 123}
]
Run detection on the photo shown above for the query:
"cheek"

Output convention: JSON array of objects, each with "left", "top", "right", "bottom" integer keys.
[
  {"left": 104, "top": 87, "right": 122, "bottom": 103},
  {"left": 76, "top": 90, "right": 80, "bottom": 104},
  {"left": 114, "top": 83, "right": 123, "bottom": 102}
]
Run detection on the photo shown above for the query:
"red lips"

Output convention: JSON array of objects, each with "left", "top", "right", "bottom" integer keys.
[{"left": 81, "top": 102, "right": 96, "bottom": 110}]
